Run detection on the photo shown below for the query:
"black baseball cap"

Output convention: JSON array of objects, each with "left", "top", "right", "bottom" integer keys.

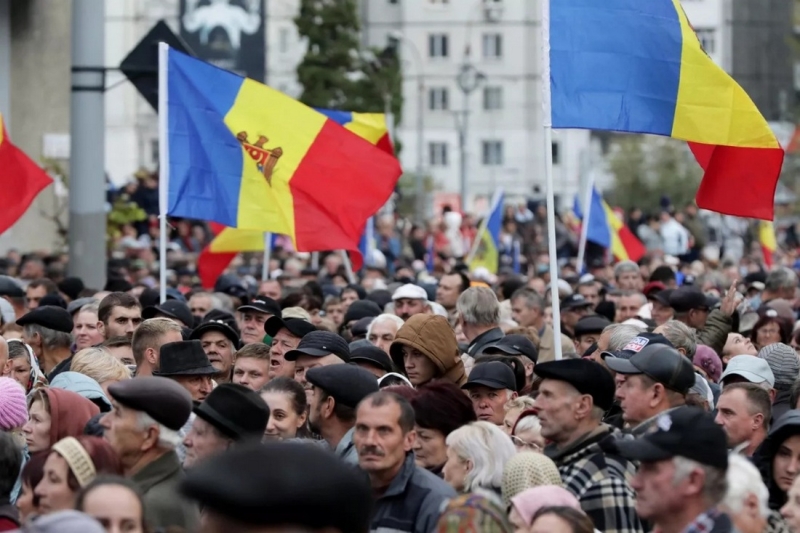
[
  {"left": 482, "top": 335, "right": 538, "bottom": 364},
  {"left": 534, "top": 359, "right": 615, "bottom": 411},
  {"left": 650, "top": 289, "right": 673, "bottom": 307},
  {"left": 143, "top": 300, "right": 193, "bottom": 327},
  {"left": 0, "top": 276, "right": 24, "bottom": 298},
  {"left": 605, "top": 343, "right": 696, "bottom": 394},
  {"left": 561, "top": 294, "right": 593, "bottom": 311},
  {"left": 238, "top": 297, "right": 280, "bottom": 316},
  {"left": 285, "top": 331, "right": 350, "bottom": 362},
  {"left": 668, "top": 287, "right": 714, "bottom": 313},
  {"left": 191, "top": 310, "right": 242, "bottom": 349},
  {"left": 462, "top": 361, "right": 517, "bottom": 391},
  {"left": 264, "top": 316, "right": 316, "bottom": 339},
  {"left": 573, "top": 315, "right": 611, "bottom": 337},
  {"left": 614, "top": 406, "right": 728, "bottom": 470},
  {"left": 600, "top": 332, "right": 674, "bottom": 360}
]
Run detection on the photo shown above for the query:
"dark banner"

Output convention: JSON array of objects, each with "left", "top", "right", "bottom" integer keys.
[{"left": 179, "top": 0, "right": 266, "bottom": 82}]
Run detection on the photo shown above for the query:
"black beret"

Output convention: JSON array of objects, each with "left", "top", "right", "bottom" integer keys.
[
  {"left": 342, "top": 300, "right": 382, "bottom": 325},
  {"left": 180, "top": 441, "right": 373, "bottom": 530},
  {"left": 194, "top": 383, "right": 269, "bottom": 441},
  {"left": 573, "top": 315, "right": 611, "bottom": 337},
  {"left": 16, "top": 305, "right": 73, "bottom": 333},
  {"left": 108, "top": 377, "right": 193, "bottom": 430},
  {"left": 285, "top": 331, "right": 350, "bottom": 362},
  {"left": 306, "top": 364, "right": 379, "bottom": 408},
  {"left": 0, "top": 276, "right": 24, "bottom": 298},
  {"left": 534, "top": 359, "right": 616, "bottom": 411},
  {"left": 350, "top": 345, "right": 394, "bottom": 373}
]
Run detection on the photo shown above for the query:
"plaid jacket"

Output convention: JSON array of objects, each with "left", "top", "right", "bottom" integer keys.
[{"left": 549, "top": 425, "right": 643, "bottom": 533}]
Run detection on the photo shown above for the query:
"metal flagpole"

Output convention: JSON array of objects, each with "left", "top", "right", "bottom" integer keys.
[
  {"left": 541, "top": 0, "right": 564, "bottom": 360},
  {"left": 158, "top": 42, "right": 170, "bottom": 304},
  {"left": 576, "top": 175, "right": 594, "bottom": 273},
  {"left": 261, "top": 232, "right": 273, "bottom": 281}
]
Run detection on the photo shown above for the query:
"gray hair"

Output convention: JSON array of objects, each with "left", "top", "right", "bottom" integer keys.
[
  {"left": 605, "top": 323, "right": 645, "bottom": 351},
  {"left": 620, "top": 290, "right": 647, "bottom": 308},
  {"left": 672, "top": 456, "right": 727, "bottom": 506},
  {"left": 445, "top": 421, "right": 516, "bottom": 492},
  {"left": 722, "top": 453, "right": 769, "bottom": 519},
  {"left": 510, "top": 288, "right": 545, "bottom": 311},
  {"left": 614, "top": 260, "right": 639, "bottom": 279},
  {"left": 367, "top": 314, "right": 404, "bottom": 337},
  {"left": 79, "top": 302, "right": 100, "bottom": 315},
  {"left": 766, "top": 267, "right": 797, "bottom": 293},
  {"left": 23, "top": 323, "right": 72, "bottom": 350},
  {"left": 514, "top": 413, "right": 542, "bottom": 434},
  {"left": 212, "top": 292, "right": 234, "bottom": 313},
  {"left": 658, "top": 320, "right": 698, "bottom": 358},
  {"left": 457, "top": 287, "right": 500, "bottom": 327},
  {"left": 135, "top": 410, "right": 181, "bottom": 449}
]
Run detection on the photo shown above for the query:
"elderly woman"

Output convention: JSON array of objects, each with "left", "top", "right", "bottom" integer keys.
[
  {"left": 3, "top": 340, "right": 45, "bottom": 393},
  {"left": 503, "top": 397, "right": 536, "bottom": 435},
  {"left": 442, "top": 421, "right": 516, "bottom": 496},
  {"left": 511, "top": 409, "right": 545, "bottom": 453}
]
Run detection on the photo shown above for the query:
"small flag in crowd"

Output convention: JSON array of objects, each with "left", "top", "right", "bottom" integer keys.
[
  {"left": 0, "top": 113, "right": 53, "bottom": 235},
  {"left": 468, "top": 189, "right": 504, "bottom": 274},
  {"left": 197, "top": 224, "right": 281, "bottom": 288},
  {"left": 574, "top": 188, "right": 645, "bottom": 263},
  {"left": 161, "top": 46, "right": 401, "bottom": 271},
  {"left": 759, "top": 221, "right": 777, "bottom": 268},
  {"left": 551, "top": 0, "right": 784, "bottom": 220}
]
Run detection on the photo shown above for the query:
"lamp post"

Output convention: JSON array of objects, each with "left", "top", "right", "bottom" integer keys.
[{"left": 456, "top": 62, "right": 485, "bottom": 211}]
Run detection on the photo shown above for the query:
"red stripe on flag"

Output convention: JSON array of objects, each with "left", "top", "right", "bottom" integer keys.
[
  {"left": 0, "top": 126, "right": 53, "bottom": 234},
  {"left": 197, "top": 222, "right": 235, "bottom": 288},
  {"left": 617, "top": 225, "right": 646, "bottom": 263}
]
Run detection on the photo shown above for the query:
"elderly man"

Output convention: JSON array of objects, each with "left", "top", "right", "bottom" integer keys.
[
  {"left": 670, "top": 286, "right": 736, "bottom": 356},
  {"left": 132, "top": 318, "right": 185, "bottom": 377},
  {"left": 615, "top": 407, "right": 731, "bottom": 533},
  {"left": 759, "top": 267, "right": 798, "bottom": 306},
  {"left": 584, "top": 323, "right": 644, "bottom": 365},
  {"left": 189, "top": 310, "right": 240, "bottom": 383},
  {"left": 183, "top": 383, "right": 270, "bottom": 468},
  {"left": 366, "top": 314, "right": 404, "bottom": 354},
  {"left": 614, "top": 260, "right": 643, "bottom": 291},
  {"left": 98, "top": 292, "right": 143, "bottom": 340},
  {"left": 510, "top": 288, "right": 573, "bottom": 363},
  {"left": 101, "top": 377, "right": 200, "bottom": 531},
  {"left": 285, "top": 331, "right": 350, "bottom": 399},
  {"left": 264, "top": 316, "right": 316, "bottom": 380},
  {"left": 715, "top": 382, "right": 771, "bottom": 457},
  {"left": 534, "top": 358, "right": 641, "bottom": 532},
  {"left": 457, "top": 287, "right": 503, "bottom": 358},
  {"left": 462, "top": 361, "right": 517, "bottom": 425},
  {"left": 154, "top": 341, "right": 217, "bottom": 403},
  {"left": 236, "top": 297, "right": 280, "bottom": 346},
  {"left": 18, "top": 306, "right": 73, "bottom": 377},
  {"left": 723, "top": 453, "right": 780, "bottom": 533},
  {"left": 392, "top": 284, "right": 431, "bottom": 321}
]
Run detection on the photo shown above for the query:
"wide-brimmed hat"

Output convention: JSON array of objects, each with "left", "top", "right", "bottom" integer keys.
[{"left": 154, "top": 340, "right": 217, "bottom": 377}]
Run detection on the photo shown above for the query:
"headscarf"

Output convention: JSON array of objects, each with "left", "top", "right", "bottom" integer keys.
[
  {"left": 436, "top": 492, "right": 511, "bottom": 533},
  {"left": 501, "top": 452, "right": 563, "bottom": 506},
  {"left": 510, "top": 485, "right": 581, "bottom": 526},
  {"left": 41, "top": 388, "right": 100, "bottom": 446}
]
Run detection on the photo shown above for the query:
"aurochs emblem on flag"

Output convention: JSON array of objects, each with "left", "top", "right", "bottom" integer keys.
[{"left": 236, "top": 131, "right": 283, "bottom": 186}]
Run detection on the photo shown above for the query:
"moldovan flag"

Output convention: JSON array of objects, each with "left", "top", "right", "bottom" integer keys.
[
  {"left": 574, "top": 188, "right": 646, "bottom": 262},
  {"left": 759, "top": 221, "right": 777, "bottom": 268},
  {"left": 468, "top": 189, "right": 504, "bottom": 274},
  {"left": 160, "top": 45, "right": 401, "bottom": 272},
  {"left": 551, "top": 0, "right": 784, "bottom": 220},
  {"left": 0, "top": 114, "right": 53, "bottom": 234}
]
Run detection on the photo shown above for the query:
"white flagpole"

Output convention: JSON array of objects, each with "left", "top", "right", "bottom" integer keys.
[
  {"left": 158, "top": 42, "right": 170, "bottom": 304},
  {"left": 261, "top": 232, "right": 273, "bottom": 281},
  {"left": 576, "top": 176, "right": 594, "bottom": 272},
  {"left": 365, "top": 217, "right": 375, "bottom": 267},
  {"left": 541, "top": 0, "right": 563, "bottom": 360}
]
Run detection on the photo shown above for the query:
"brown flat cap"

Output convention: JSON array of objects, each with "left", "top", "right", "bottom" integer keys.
[{"left": 108, "top": 377, "right": 192, "bottom": 430}]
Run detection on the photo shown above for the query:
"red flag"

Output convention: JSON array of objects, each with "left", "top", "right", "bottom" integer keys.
[{"left": 197, "top": 223, "right": 237, "bottom": 289}]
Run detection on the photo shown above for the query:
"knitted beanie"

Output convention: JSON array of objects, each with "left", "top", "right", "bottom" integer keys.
[
  {"left": 0, "top": 377, "right": 29, "bottom": 430},
  {"left": 758, "top": 343, "right": 800, "bottom": 391},
  {"left": 693, "top": 345, "right": 723, "bottom": 383}
]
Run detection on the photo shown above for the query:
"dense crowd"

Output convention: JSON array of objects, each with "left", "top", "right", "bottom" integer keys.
[{"left": 2, "top": 227, "right": 800, "bottom": 532}]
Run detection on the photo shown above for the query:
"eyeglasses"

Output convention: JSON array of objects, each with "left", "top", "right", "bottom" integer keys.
[
  {"left": 759, "top": 328, "right": 781, "bottom": 336},
  {"left": 511, "top": 435, "right": 542, "bottom": 452}
]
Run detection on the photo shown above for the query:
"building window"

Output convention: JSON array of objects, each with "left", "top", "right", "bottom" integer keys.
[
  {"left": 552, "top": 141, "right": 560, "bottom": 165},
  {"left": 482, "top": 33, "right": 502, "bottom": 59},
  {"left": 428, "top": 34, "right": 449, "bottom": 58},
  {"left": 483, "top": 86, "right": 503, "bottom": 110},
  {"left": 279, "top": 28, "right": 290, "bottom": 53},
  {"left": 482, "top": 140, "right": 503, "bottom": 166},
  {"left": 429, "top": 142, "right": 449, "bottom": 166},
  {"left": 428, "top": 87, "right": 449, "bottom": 110},
  {"left": 694, "top": 28, "right": 715, "bottom": 54}
]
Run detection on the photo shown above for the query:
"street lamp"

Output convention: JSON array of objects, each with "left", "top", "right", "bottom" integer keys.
[
  {"left": 388, "top": 31, "right": 426, "bottom": 221},
  {"left": 456, "top": 62, "right": 485, "bottom": 211}
]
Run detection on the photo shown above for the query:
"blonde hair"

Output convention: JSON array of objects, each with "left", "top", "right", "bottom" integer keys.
[
  {"left": 71, "top": 347, "right": 131, "bottom": 384},
  {"left": 131, "top": 318, "right": 183, "bottom": 367},
  {"left": 504, "top": 396, "right": 536, "bottom": 413}
]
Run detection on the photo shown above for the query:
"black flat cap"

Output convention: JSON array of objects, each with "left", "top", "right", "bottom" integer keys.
[
  {"left": 237, "top": 297, "right": 280, "bottom": 316},
  {"left": 482, "top": 334, "right": 539, "bottom": 363},
  {"left": 534, "top": 359, "right": 615, "bottom": 411},
  {"left": 561, "top": 294, "right": 593, "bottom": 311},
  {"left": 191, "top": 310, "right": 241, "bottom": 349},
  {"left": 669, "top": 287, "right": 712, "bottom": 313},
  {"left": 17, "top": 305, "right": 73, "bottom": 333},
  {"left": 306, "top": 365, "right": 379, "bottom": 408},
  {"left": 264, "top": 316, "right": 316, "bottom": 339},
  {"left": 350, "top": 316, "right": 373, "bottom": 338},
  {"left": 143, "top": 300, "right": 193, "bottom": 327},
  {"left": 0, "top": 276, "right": 24, "bottom": 298},
  {"left": 38, "top": 293, "right": 67, "bottom": 309},
  {"left": 342, "top": 300, "right": 382, "bottom": 325},
  {"left": 573, "top": 315, "right": 611, "bottom": 337},
  {"left": 606, "top": 343, "right": 696, "bottom": 394},
  {"left": 194, "top": 383, "right": 269, "bottom": 441},
  {"left": 285, "top": 331, "right": 350, "bottom": 362},
  {"left": 462, "top": 361, "right": 517, "bottom": 391},
  {"left": 108, "top": 377, "right": 192, "bottom": 430},
  {"left": 155, "top": 340, "right": 218, "bottom": 377},
  {"left": 350, "top": 345, "right": 394, "bottom": 373},
  {"left": 180, "top": 441, "right": 373, "bottom": 530},
  {"left": 650, "top": 289, "right": 674, "bottom": 307}
]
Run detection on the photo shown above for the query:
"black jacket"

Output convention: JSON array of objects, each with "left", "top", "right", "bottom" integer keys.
[
  {"left": 753, "top": 410, "right": 800, "bottom": 510},
  {"left": 467, "top": 327, "right": 504, "bottom": 359}
]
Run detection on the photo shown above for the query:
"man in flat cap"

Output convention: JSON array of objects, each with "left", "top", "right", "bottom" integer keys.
[
  {"left": 183, "top": 383, "right": 270, "bottom": 468},
  {"left": 264, "top": 315, "right": 316, "bottom": 381},
  {"left": 307, "top": 364, "right": 379, "bottom": 465},
  {"left": 180, "top": 441, "right": 373, "bottom": 533},
  {"left": 285, "top": 331, "right": 349, "bottom": 400},
  {"left": 100, "top": 376, "right": 199, "bottom": 531},
  {"left": 572, "top": 315, "right": 611, "bottom": 356},
  {"left": 17, "top": 305, "right": 73, "bottom": 378},
  {"left": 190, "top": 309, "right": 240, "bottom": 383},
  {"left": 534, "top": 359, "right": 641, "bottom": 533},
  {"left": 670, "top": 285, "right": 737, "bottom": 356},
  {"left": 482, "top": 334, "right": 539, "bottom": 395}
]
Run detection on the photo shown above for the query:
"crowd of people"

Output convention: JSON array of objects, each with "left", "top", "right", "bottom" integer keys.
[{"left": 2, "top": 219, "right": 800, "bottom": 532}]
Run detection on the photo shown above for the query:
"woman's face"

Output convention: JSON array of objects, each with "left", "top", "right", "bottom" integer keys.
[
  {"left": 261, "top": 391, "right": 306, "bottom": 440},
  {"left": 73, "top": 311, "right": 105, "bottom": 351},
  {"left": 4, "top": 357, "right": 31, "bottom": 391},
  {"left": 412, "top": 426, "right": 447, "bottom": 470},
  {"left": 16, "top": 481, "right": 37, "bottom": 522},
  {"left": 513, "top": 427, "right": 546, "bottom": 453},
  {"left": 81, "top": 484, "right": 145, "bottom": 533},
  {"left": 503, "top": 407, "right": 523, "bottom": 435},
  {"left": 22, "top": 399, "right": 51, "bottom": 453},
  {"left": 442, "top": 446, "right": 471, "bottom": 493},
  {"left": 773, "top": 435, "right": 800, "bottom": 492},
  {"left": 756, "top": 320, "right": 782, "bottom": 348},
  {"left": 35, "top": 453, "right": 76, "bottom": 514}
]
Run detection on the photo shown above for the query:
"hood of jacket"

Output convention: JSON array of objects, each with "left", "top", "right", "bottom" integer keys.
[
  {"left": 754, "top": 409, "right": 800, "bottom": 510},
  {"left": 389, "top": 314, "right": 467, "bottom": 386},
  {"left": 42, "top": 388, "right": 100, "bottom": 445},
  {"left": 49, "top": 372, "right": 112, "bottom": 412}
]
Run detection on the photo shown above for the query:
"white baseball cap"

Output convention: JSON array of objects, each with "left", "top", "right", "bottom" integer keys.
[
  {"left": 721, "top": 355, "right": 775, "bottom": 388},
  {"left": 392, "top": 284, "right": 428, "bottom": 301}
]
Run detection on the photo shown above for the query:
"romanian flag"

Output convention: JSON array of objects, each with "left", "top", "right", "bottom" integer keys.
[
  {"left": 574, "top": 188, "right": 645, "bottom": 262},
  {"left": 551, "top": 0, "right": 784, "bottom": 220},
  {"left": 468, "top": 190, "right": 504, "bottom": 274},
  {"left": 0, "top": 114, "right": 53, "bottom": 234},
  {"left": 759, "top": 221, "right": 777, "bottom": 268},
  {"left": 195, "top": 111, "right": 393, "bottom": 287},
  {"left": 161, "top": 46, "right": 401, "bottom": 271}
]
